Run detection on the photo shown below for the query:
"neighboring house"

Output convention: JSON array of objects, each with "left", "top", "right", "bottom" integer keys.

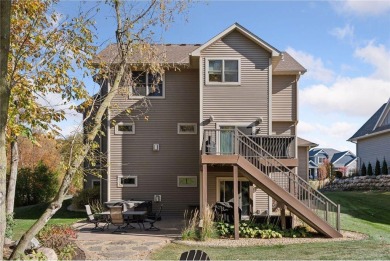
[
  {"left": 309, "top": 148, "right": 357, "bottom": 179},
  {"left": 348, "top": 98, "right": 390, "bottom": 174},
  {"left": 85, "top": 23, "right": 341, "bottom": 237}
]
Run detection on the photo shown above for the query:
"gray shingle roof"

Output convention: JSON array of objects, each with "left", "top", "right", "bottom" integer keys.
[
  {"left": 93, "top": 46, "right": 306, "bottom": 73},
  {"left": 297, "top": 137, "right": 318, "bottom": 147},
  {"left": 333, "top": 154, "right": 357, "bottom": 168},
  {"left": 274, "top": 52, "right": 307, "bottom": 73},
  {"left": 349, "top": 101, "right": 390, "bottom": 141},
  {"left": 93, "top": 44, "right": 200, "bottom": 64}
]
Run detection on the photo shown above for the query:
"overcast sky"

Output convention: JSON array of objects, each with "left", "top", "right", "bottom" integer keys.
[{"left": 55, "top": 0, "right": 390, "bottom": 153}]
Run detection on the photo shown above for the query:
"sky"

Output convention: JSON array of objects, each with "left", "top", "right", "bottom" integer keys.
[{"left": 55, "top": 0, "right": 390, "bottom": 153}]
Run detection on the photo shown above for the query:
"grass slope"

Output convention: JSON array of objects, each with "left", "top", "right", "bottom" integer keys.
[
  {"left": 13, "top": 199, "right": 85, "bottom": 240},
  {"left": 151, "top": 191, "right": 390, "bottom": 260}
]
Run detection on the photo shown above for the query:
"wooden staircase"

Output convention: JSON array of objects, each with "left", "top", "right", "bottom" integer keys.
[{"left": 202, "top": 128, "right": 342, "bottom": 238}]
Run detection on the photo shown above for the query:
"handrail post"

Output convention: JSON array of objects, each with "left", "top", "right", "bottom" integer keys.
[
  {"left": 325, "top": 202, "right": 329, "bottom": 222},
  {"left": 234, "top": 127, "right": 239, "bottom": 155},
  {"left": 202, "top": 131, "right": 206, "bottom": 155},
  {"left": 337, "top": 204, "right": 341, "bottom": 231}
]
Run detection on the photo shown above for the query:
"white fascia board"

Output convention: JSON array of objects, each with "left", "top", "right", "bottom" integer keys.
[
  {"left": 373, "top": 98, "right": 390, "bottom": 131},
  {"left": 190, "top": 23, "right": 281, "bottom": 57},
  {"left": 349, "top": 128, "right": 390, "bottom": 142}
]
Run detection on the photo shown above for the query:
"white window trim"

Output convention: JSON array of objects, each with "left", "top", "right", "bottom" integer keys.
[
  {"left": 129, "top": 73, "right": 166, "bottom": 99},
  {"left": 115, "top": 122, "right": 135, "bottom": 135},
  {"left": 117, "top": 175, "right": 138, "bottom": 187},
  {"left": 205, "top": 57, "right": 241, "bottom": 86},
  {"left": 177, "top": 176, "right": 197, "bottom": 187},
  {"left": 177, "top": 123, "right": 197, "bottom": 134}
]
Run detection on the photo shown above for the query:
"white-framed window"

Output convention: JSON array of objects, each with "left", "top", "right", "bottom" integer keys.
[
  {"left": 177, "top": 176, "right": 197, "bottom": 187},
  {"left": 130, "top": 71, "right": 165, "bottom": 98},
  {"left": 115, "top": 123, "right": 135, "bottom": 134},
  {"left": 177, "top": 123, "right": 197, "bottom": 134},
  {"left": 91, "top": 179, "right": 101, "bottom": 188},
  {"left": 117, "top": 176, "right": 138, "bottom": 187},
  {"left": 318, "top": 157, "right": 325, "bottom": 164},
  {"left": 206, "top": 58, "right": 240, "bottom": 85}
]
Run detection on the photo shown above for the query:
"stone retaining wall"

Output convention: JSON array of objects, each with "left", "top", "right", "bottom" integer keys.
[{"left": 322, "top": 175, "right": 390, "bottom": 191}]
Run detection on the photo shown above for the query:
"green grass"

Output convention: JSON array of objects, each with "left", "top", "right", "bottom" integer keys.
[
  {"left": 13, "top": 199, "right": 85, "bottom": 240},
  {"left": 151, "top": 191, "right": 390, "bottom": 260}
]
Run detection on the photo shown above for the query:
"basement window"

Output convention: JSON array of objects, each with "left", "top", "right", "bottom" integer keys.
[{"left": 117, "top": 176, "right": 138, "bottom": 187}]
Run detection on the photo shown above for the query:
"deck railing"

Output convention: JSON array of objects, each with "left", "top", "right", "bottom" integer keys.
[
  {"left": 202, "top": 129, "right": 296, "bottom": 158},
  {"left": 202, "top": 128, "right": 340, "bottom": 232}
]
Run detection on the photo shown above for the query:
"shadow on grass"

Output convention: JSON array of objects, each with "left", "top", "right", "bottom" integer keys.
[
  {"left": 14, "top": 199, "right": 85, "bottom": 220},
  {"left": 324, "top": 191, "right": 390, "bottom": 227}
]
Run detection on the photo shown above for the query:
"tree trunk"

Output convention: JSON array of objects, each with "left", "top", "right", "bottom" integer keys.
[
  {"left": 6, "top": 137, "right": 19, "bottom": 215},
  {"left": 10, "top": 60, "right": 126, "bottom": 259},
  {"left": 0, "top": 0, "right": 12, "bottom": 258}
]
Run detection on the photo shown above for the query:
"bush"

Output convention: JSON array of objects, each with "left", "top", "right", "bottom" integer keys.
[
  {"left": 382, "top": 158, "right": 388, "bottom": 175},
  {"left": 375, "top": 159, "right": 381, "bottom": 176},
  {"left": 361, "top": 163, "right": 367, "bottom": 176},
  {"left": 182, "top": 206, "right": 218, "bottom": 241},
  {"left": 367, "top": 162, "right": 373, "bottom": 176},
  {"left": 15, "top": 162, "right": 59, "bottom": 207},
  {"left": 38, "top": 224, "right": 77, "bottom": 260},
  {"left": 6, "top": 213, "right": 15, "bottom": 239},
  {"left": 72, "top": 187, "right": 100, "bottom": 209},
  {"left": 334, "top": 171, "right": 343, "bottom": 179}
]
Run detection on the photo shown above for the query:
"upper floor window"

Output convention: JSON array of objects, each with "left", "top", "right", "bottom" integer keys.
[
  {"left": 318, "top": 157, "right": 325, "bottom": 164},
  {"left": 131, "top": 71, "right": 164, "bottom": 98},
  {"left": 206, "top": 58, "right": 240, "bottom": 85}
]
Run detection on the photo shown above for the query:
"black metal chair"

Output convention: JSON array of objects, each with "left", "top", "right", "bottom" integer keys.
[
  {"left": 144, "top": 204, "right": 163, "bottom": 231},
  {"left": 85, "top": 205, "right": 104, "bottom": 231},
  {"left": 179, "top": 250, "right": 210, "bottom": 260}
]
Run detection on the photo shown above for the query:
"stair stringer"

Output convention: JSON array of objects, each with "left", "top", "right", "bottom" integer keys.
[{"left": 237, "top": 156, "right": 342, "bottom": 238}]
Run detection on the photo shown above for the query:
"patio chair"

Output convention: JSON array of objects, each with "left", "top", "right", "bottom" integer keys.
[
  {"left": 144, "top": 204, "right": 163, "bottom": 231},
  {"left": 110, "top": 206, "right": 127, "bottom": 233},
  {"left": 179, "top": 250, "right": 210, "bottom": 261},
  {"left": 85, "top": 205, "right": 104, "bottom": 231}
]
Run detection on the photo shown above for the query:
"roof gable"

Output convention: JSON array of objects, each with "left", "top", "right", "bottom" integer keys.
[
  {"left": 349, "top": 98, "right": 390, "bottom": 141},
  {"left": 190, "top": 23, "right": 281, "bottom": 57}
]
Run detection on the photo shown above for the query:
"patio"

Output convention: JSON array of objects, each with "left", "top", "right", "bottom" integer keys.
[{"left": 73, "top": 217, "right": 184, "bottom": 260}]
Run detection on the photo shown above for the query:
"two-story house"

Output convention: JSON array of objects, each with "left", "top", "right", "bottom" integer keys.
[
  {"left": 348, "top": 98, "right": 390, "bottom": 174},
  {"left": 309, "top": 148, "right": 357, "bottom": 178},
  {"left": 85, "top": 23, "right": 342, "bottom": 238}
]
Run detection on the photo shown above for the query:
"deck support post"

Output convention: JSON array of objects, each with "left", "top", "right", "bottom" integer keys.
[
  {"left": 280, "top": 204, "right": 286, "bottom": 230},
  {"left": 337, "top": 204, "right": 341, "bottom": 232},
  {"left": 201, "top": 164, "right": 208, "bottom": 217},
  {"left": 233, "top": 165, "right": 239, "bottom": 240}
]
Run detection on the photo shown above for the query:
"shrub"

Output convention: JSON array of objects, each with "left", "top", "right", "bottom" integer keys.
[
  {"left": 15, "top": 162, "right": 59, "bottom": 207},
  {"left": 382, "top": 158, "right": 389, "bottom": 175},
  {"left": 334, "top": 171, "right": 343, "bottom": 179},
  {"left": 361, "top": 163, "right": 367, "bottom": 176},
  {"left": 182, "top": 209, "right": 200, "bottom": 240},
  {"left": 367, "top": 162, "right": 373, "bottom": 176},
  {"left": 200, "top": 205, "right": 218, "bottom": 241},
  {"left": 182, "top": 206, "right": 217, "bottom": 241},
  {"left": 375, "top": 159, "right": 381, "bottom": 176},
  {"left": 72, "top": 187, "right": 100, "bottom": 209},
  {"left": 38, "top": 224, "right": 77, "bottom": 260},
  {"left": 5, "top": 213, "right": 15, "bottom": 239}
]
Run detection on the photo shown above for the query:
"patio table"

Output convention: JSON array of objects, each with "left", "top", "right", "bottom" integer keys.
[{"left": 99, "top": 210, "right": 147, "bottom": 230}]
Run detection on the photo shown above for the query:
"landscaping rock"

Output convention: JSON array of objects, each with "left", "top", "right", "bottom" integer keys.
[
  {"left": 37, "top": 247, "right": 57, "bottom": 260},
  {"left": 322, "top": 175, "right": 390, "bottom": 191}
]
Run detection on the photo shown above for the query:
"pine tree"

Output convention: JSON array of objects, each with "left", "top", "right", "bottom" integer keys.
[
  {"left": 361, "top": 163, "right": 367, "bottom": 176},
  {"left": 375, "top": 159, "right": 381, "bottom": 176},
  {"left": 367, "top": 162, "right": 373, "bottom": 176},
  {"left": 382, "top": 158, "right": 389, "bottom": 175}
]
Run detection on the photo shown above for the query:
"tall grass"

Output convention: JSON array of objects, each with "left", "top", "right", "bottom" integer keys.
[{"left": 182, "top": 205, "right": 217, "bottom": 241}]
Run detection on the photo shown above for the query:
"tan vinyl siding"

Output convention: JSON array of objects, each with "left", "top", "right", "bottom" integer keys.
[
  {"left": 201, "top": 30, "right": 270, "bottom": 134},
  {"left": 272, "top": 75, "right": 297, "bottom": 121},
  {"left": 298, "top": 147, "right": 309, "bottom": 181},
  {"left": 109, "top": 69, "right": 199, "bottom": 216},
  {"left": 272, "top": 122, "right": 296, "bottom": 135},
  {"left": 357, "top": 132, "right": 390, "bottom": 170}
]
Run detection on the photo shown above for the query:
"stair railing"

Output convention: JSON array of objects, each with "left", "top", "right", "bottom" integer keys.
[{"left": 235, "top": 128, "right": 340, "bottom": 231}]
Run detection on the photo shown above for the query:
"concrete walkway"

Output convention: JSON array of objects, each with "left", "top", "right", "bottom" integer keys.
[{"left": 73, "top": 218, "right": 184, "bottom": 260}]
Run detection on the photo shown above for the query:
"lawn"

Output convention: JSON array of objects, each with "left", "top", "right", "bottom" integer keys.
[
  {"left": 13, "top": 199, "right": 85, "bottom": 240},
  {"left": 151, "top": 191, "right": 390, "bottom": 260}
]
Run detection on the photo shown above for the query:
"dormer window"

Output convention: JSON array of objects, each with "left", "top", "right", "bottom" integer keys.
[
  {"left": 131, "top": 71, "right": 164, "bottom": 98},
  {"left": 206, "top": 58, "right": 240, "bottom": 85}
]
